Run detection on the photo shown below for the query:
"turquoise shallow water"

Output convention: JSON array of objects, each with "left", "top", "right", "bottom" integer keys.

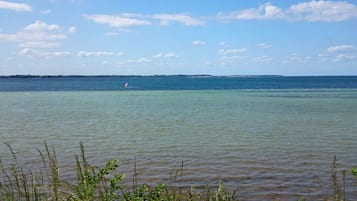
[{"left": 1, "top": 89, "right": 357, "bottom": 200}]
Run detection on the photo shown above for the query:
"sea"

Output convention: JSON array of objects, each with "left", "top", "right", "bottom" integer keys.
[{"left": 0, "top": 75, "right": 357, "bottom": 200}]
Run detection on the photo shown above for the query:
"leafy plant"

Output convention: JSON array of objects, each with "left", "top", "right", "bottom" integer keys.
[
  {"left": 352, "top": 167, "right": 357, "bottom": 180},
  {"left": 69, "top": 143, "right": 125, "bottom": 201},
  {"left": 215, "top": 180, "right": 228, "bottom": 201},
  {"left": 123, "top": 183, "right": 167, "bottom": 201}
]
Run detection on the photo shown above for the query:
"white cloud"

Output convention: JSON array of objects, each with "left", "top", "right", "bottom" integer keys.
[
  {"left": 25, "top": 20, "right": 60, "bottom": 32},
  {"left": 18, "top": 41, "right": 61, "bottom": 48},
  {"left": 77, "top": 51, "right": 123, "bottom": 57},
  {"left": 327, "top": 45, "right": 356, "bottom": 53},
  {"left": 192, "top": 40, "right": 206, "bottom": 46},
  {"left": 78, "top": 51, "right": 115, "bottom": 57},
  {"left": 218, "top": 48, "right": 247, "bottom": 55},
  {"left": 218, "top": 1, "right": 357, "bottom": 22},
  {"left": 319, "top": 53, "right": 356, "bottom": 62},
  {"left": 332, "top": 54, "right": 356, "bottom": 62},
  {"left": 119, "top": 57, "right": 152, "bottom": 65},
  {"left": 0, "top": 21, "right": 65, "bottom": 41},
  {"left": 0, "top": 20, "right": 68, "bottom": 48},
  {"left": 252, "top": 56, "right": 273, "bottom": 63},
  {"left": 20, "top": 49, "right": 125, "bottom": 59},
  {"left": 40, "top": 9, "right": 51, "bottom": 15},
  {"left": 153, "top": 52, "right": 178, "bottom": 59},
  {"left": 217, "top": 2, "right": 284, "bottom": 20},
  {"left": 68, "top": 26, "right": 76, "bottom": 33},
  {"left": 84, "top": 14, "right": 151, "bottom": 28},
  {"left": 19, "top": 48, "right": 72, "bottom": 58},
  {"left": 218, "top": 48, "right": 247, "bottom": 65},
  {"left": 256, "top": 43, "right": 272, "bottom": 49},
  {"left": 153, "top": 14, "right": 205, "bottom": 26},
  {"left": 0, "top": 0, "right": 32, "bottom": 12},
  {"left": 320, "top": 45, "right": 357, "bottom": 62},
  {"left": 18, "top": 48, "right": 37, "bottom": 57},
  {"left": 287, "top": 1, "right": 357, "bottom": 22},
  {"left": 101, "top": 60, "right": 110, "bottom": 65},
  {"left": 85, "top": 13, "right": 205, "bottom": 31},
  {"left": 153, "top": 53, "right": 162, "bottom": 58},
  {"left": 46, "top": 51, "right": 72, "bottom": 57},
  {"left": 136, "top": 57, "right": 152, "bottom": 63},
  {"left": 283, "top": 53, "right": 311, "bottom": 64}
]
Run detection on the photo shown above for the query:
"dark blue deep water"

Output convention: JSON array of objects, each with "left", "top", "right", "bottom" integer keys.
[{"left": 1, "top": 76, "right": 357, "bottom": 91}]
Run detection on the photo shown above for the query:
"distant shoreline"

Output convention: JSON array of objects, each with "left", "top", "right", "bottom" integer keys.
[{"left": 2, "top": 74, "right": 356, "bottom": 78}]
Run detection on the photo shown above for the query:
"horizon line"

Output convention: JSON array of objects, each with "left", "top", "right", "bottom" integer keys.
[{"left": 1, "top": 74, "right": 357, "bottom": 78}]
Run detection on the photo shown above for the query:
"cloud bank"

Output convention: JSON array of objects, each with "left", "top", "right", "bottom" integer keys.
[
  {"left": 0, "top": 0, "right": 32, "bottom": 12},
  {"left": 218, "top": 1, "right": 357, "bottom": 22},
  {"left": 84, "top": 14, "right": 151, "bottom": 28},
  {"left": 85, "top": 13, "right": 205, "bottom": 28},
  {"left": 0, "top": 21, "right": 68, "bottom": 48}
]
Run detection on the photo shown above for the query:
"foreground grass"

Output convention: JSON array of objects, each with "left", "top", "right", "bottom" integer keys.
[{"left": 0, "top": 142, "right": 355, "bottom": 201}]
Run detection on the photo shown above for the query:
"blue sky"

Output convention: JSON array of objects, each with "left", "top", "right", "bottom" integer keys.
[{"left": 0, "top": 0, "right": 356, "bottom": 75}]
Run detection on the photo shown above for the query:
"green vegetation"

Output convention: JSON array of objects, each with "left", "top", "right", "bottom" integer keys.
[
  {"left": 352, "top": 168, "right": 357, "bottom": 180},
  {"left": 0, "top": 142, "right": 355, "bottom": 201}
]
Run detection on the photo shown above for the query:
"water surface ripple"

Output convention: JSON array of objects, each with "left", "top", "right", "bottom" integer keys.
[{"left": 1, "top": 89, "right": 357, "bottom": 200}]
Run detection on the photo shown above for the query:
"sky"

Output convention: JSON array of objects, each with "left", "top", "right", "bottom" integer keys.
[{"left": 0, "top": 0, "right": 357, "bottom": 75}]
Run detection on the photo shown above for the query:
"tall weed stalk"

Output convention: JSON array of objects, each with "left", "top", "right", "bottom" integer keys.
[{"left": 1, "top": 142, "right": 354, "bottom": 201}]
